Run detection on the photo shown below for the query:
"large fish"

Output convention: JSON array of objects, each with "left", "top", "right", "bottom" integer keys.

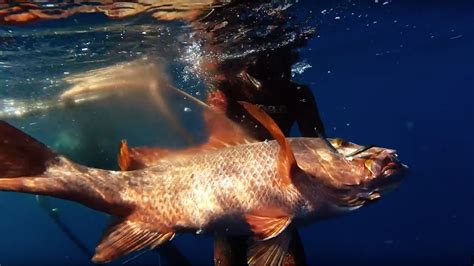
[{"left": 0, "top": 102, "right": 407, "bottom": 264}]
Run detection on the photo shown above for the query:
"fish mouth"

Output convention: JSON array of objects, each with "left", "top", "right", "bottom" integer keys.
[
  {"left": 334, "top": 150, "right": 408, "bottom": 208},
  {"left": 366, "top": 150, "right": 408, "bottom": 177},
  {"left": 368, "top": 171, "right": 405, "bottom": 196},
  {"left": 381, "top": 160, "right": 407, "bottom": 177},
  {"left": 364, "top": 150, "right": 408, "bottom": 195}
]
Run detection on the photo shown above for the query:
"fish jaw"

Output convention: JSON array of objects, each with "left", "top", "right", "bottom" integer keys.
[{"left": 360, "top": 149, "right": 408, "bottom": 197}]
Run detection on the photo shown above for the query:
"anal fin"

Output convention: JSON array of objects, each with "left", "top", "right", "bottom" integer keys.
[
  {"left": 247, "top": 229, "right": 291, "bottom": 266},
  {"left": 92, "top": 220, "right": 174, "bottom": 263},
  {"left": 245, "top": 209, "right": 292, "bottom": 241}
]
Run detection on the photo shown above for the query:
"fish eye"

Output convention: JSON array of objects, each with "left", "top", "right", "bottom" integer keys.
[{"left": 330, "top": 138, "right": 347, "bottom": 149}]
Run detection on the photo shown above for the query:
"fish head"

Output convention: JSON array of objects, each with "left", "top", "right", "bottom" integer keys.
[
  {"left": 293, "top": 138, "right": 408, "bottom": 208},
  {"left": 332, "top": 139, "right": 408, "bottom": 195}
]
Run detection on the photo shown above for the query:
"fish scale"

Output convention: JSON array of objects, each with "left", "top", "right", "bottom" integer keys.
[{"left": 120, "top": 140, "right": 295, "bottom": 231}]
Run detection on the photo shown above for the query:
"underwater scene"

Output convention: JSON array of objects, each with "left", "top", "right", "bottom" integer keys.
[{"left": 0, "top": 1, "right": 473, "bottom": 265}]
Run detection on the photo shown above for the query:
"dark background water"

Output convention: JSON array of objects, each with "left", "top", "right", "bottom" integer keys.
[
  {"left": 0, "top": 1, "right": 473, "bottom": 265},
  {"left": 297, "top": 1, "right": 474, "bottom": 265}
]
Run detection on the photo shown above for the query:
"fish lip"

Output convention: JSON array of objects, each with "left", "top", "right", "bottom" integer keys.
[
  {"left": 366, "top": 169, "right": 407, "bottom": 196},
  {"left": 381, "top": 161, "right": 406, "bottom": 177},
  {"left": 371, "top": 150, "right": 408, "bottom": 177},
  {"left": 343, "top": 153, "right": 408, "bottom": 206},
  {"left": 365, "top": 155, "right": 408, "bottom": 196}
]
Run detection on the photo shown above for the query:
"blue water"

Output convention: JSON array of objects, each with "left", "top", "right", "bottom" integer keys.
[{"left": 0, "top": 1, "right": 473, "bottom": 265}]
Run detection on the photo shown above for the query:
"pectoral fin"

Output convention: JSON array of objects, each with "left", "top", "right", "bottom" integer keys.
[
  {"left": 245, "top": 209, "right": 292, "bottom": 241},
  {"left": 92, "top": 220, "right": 174, "bottom": 263},
  {"left": 239, "top": 102, "right": 300, "bottom": 185},
  {"left": 247, "top": 229, "right": 291, "bottom": 266}
]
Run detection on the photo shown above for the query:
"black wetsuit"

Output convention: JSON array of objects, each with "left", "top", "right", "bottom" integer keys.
[{"left": 222, "top": 82, "right": 325, "bottom": 140}]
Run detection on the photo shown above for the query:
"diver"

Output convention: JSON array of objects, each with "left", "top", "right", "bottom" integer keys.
[
  {"left": 207, "top": 46, "right": 326, "bottom": 266},
  {"left": 208, "top": 47, "right": 326, "bottom": 140}
]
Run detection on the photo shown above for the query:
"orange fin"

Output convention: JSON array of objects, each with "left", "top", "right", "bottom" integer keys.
[
  {"left": 239, "top": 102, "right": 299, "bottom": 185},
  {"left": 118, "top": 140, "right": 164, "bottom": 171},
  {"left": 0, "top": 121, "right": 56, "bottom": 178},
  {"left": 128, "top": 146, "right": 171, "bottom": 168},
  {"left": 247, "top": 229, "right": 291, "bottom": 266},
  {"left": 204, "top": 109, "right": 256, "bottom": 148},
  {"left": 92, "top": 220, "right": 175, "bottom": 263},
  {"left": 118, "top": 142, "right": 171, "bottom": 170},
  {"left": 118, "top": 140, "right": 131, "bottom": 171},
  {"left": 116, "top": 109, "right": 257, "bottom": 169},
  {"left": 245, "top": 210, "right": 292, "bottom": 241},
  {"left": 116, "top": 99, "right": 257, "bottom": 169}
]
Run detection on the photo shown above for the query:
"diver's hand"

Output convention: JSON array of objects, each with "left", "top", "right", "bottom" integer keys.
[{"left": 207, "top": 89, "right": 228, "bottom": 113}]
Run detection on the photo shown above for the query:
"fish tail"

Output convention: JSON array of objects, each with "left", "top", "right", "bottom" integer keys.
[
  {"left": 0, "top": 121, "right": 175, "bottom": 262},
  {"left": 0, "top": 121, "right": 128, "bottom": 215},
  {"left": 0, "top": 120, "right": 57, "bottom": 181},
  {"left": 0, "top": 120, "right": 75, "bottom": 199}
]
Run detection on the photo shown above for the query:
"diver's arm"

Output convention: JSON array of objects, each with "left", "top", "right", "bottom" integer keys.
[{"left": 293, "top": 84, "right": 326, "bottom": 137}]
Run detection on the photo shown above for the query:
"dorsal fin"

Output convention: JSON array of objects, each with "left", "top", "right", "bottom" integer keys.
[
  {"left": 119, "top": 141, "right": 177, "bottom": 171},
  {"left": 117, "top": 108, "right": 256, "bottom": 170},
  {"left": 118, "top": 140, "right": 162, "bottom": 171},
  {"left": 92, "top": 219, "right": 174, "bottom": 263},
  {"left": 204, "top": 109, "right": 256, "bottom": 148},
  {"left": 239, "top": 101, "right": 299, "bottom": 185},
  {"left": 167, "top": 84, "right": 255, "bottom": 147},
  {"left": 118, "top": 140, "right": 131, "bottom": 171}
]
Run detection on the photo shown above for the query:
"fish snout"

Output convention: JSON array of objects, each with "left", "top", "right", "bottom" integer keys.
[
  {"left": 365, "top": 150, "right": 407, "bottom": 177},
  {"left": 363, "top": 149, "right": 408, "bottom": 195}
]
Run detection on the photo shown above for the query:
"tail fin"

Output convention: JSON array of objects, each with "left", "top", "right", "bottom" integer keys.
[
  {"left": 0, "top": 121, "right": 131, "bottom": 217},
  {"left": 0, "top": 121, "right": 63, "bottom": 195},
  {"left": 0, "top": 121, "right": 56, "bottom": 179}
]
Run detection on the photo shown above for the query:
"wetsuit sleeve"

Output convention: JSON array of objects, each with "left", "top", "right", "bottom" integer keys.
[{"left": 293, "top": 85, "right": 326, "bottom": 137}]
